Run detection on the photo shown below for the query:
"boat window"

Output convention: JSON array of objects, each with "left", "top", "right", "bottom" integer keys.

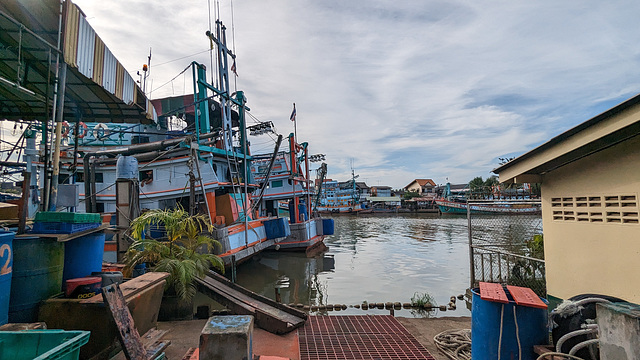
[
  {"left": 272, "top": 180, "right": 283, "bottom": 188},
  {"left": 74, "top": 172, "right": 102, "bottom": 183},
  {"left": 140, "top": 170, "right": 153, "bottom": 187},
  {"left": 132, "top": 136, "right": 150, "bottom": 144},
  {"left": 60, "top": 174, "right": 72, "bottom": 184},
  {"left": 96, "top": 202, "right": 105, "bottom": 212}
]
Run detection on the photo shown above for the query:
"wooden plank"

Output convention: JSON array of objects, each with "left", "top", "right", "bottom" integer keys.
[
  {"left": 506, "top": 285, "right": 548, "bottom": 309},
  {"left": 145, "top": 340, "right": 170, "bottom": 359},
  {"left": 201, "top": 276, "right": 301, "bottom": 325},
  {"left": 181, "top": 348, "right": 198, "bottom": 360},
  {"left": 479, "top": 282, "right": 509, "bottom": 304},
  {"left": 82, "top": 272, "right": 169, "bottom": 304},
  {"left": 102, "top": 284, "right": 147, "bottom": 360},
  {"left": 196, "top": 274, "right": 305, "bottom": 334},
  {"left": 110, "top": 330, "right": 170, "bottom": 360},
  {"left": 0, "top": 322, "right": 46, "bottom": 331},
  {"left": 206, "top": 270, "right": 307, "bottom": 319},
  {"left": 16, "top": 224, "right": 110, "bottom": 242}
]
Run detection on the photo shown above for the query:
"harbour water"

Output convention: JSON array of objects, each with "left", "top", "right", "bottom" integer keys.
[{"left": 235, "top": 214, "right": 475, "bottom": 317}]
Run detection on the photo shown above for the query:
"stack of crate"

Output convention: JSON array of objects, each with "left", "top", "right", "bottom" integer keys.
[{"left": 32, "top": 212, "right": 102, "bottom": 234}]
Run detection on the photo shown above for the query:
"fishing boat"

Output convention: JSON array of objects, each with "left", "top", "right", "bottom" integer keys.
[
  {"left": 28, "top": 15, "right": 304, "bottom": 267},
  {"left": 315, "top": 169, "right": 362, "bottom": 214},
  {"left": 250, "top": 133, "right": 331, "bottom": 252},
  {"left": 435, "top": 199, "right": 541, "bottom": 214},
  {"left": 435, "top": 183, "right": 541, "bottom": 215}
]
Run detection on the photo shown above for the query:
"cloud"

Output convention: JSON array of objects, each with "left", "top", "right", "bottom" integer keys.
[{"left": 74, "top": 0, "right": 640, "bottom": 187}]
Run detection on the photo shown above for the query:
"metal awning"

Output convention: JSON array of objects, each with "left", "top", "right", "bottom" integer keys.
[{"left": 0, "top": 0, "right": 156, "bottom": 124}]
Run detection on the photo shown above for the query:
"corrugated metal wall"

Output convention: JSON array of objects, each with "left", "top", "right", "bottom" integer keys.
[
  {"left": 63, "top": 1, "right": 80, "bottom": 67},
  {"left": 115, "top": 62, "right": 124, "bottom": 99},
  {"left": 76, "top": 13, "right": 95, "bottom": 78},
  {"left": 123, "top": 72, "right": 135, "bottom": 105},
  {"left": 102, "top": 46, "right": 116, "bottom": 94},
  {"left": 92, "top": 35, "right": 104, "bottom": 85}
]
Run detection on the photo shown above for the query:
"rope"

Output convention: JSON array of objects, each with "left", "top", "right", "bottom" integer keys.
[
  {"left": 513, "top": 306, "right": 522, "bottom": 359},
  {"left": 498, "top": 304, "right": 504, "bottom": 360},
  {"left": 433, "top": 329, "right": 471, "bottom": 360},
  {"left": 536, "top": 352, "right": 585, "bottom": 360}
]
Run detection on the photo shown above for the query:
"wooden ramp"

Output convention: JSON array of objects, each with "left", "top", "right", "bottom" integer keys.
[{"left": 196, "top": 270, "right": 307, "bottom": 334}]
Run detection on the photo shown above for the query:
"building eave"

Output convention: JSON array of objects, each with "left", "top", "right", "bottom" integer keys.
[{"left": 494, "top": 93, "right": 640, "bottom": 184}]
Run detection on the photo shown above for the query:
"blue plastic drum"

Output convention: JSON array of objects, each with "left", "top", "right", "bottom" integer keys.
[
  {"left": 471, "top": 287, "right": 549, "bottom": 360},
  {"left": 0, "top": 230, "right": 16, "bottom": 325}
]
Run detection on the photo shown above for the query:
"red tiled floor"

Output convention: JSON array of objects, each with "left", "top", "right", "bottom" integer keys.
[{"left": 298, "top": 316, "right": 436, "bottom": 360}]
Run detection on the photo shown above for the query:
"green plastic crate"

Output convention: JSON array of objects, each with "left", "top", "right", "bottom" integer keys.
[
  {"left": 0, "top": 330, "right": 90, "bottom": 360},
  {"left": 34, "top": 212, "right": 102, "bottom": 224}
]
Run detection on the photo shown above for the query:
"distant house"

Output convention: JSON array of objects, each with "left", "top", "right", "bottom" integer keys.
[
  {"left": 355, "top": 182, "right": 370, "bottom": 202},
  {"left": 404, "top": 179, "right": 437, "bottom": 195},
  {"left": 494, "top": 93, "right": 640, "bottom": 306},
  {"left": 371, "top": 186, "right": 392, "bottom": 197}
]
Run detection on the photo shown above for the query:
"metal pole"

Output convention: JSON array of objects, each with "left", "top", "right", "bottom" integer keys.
[
  {"left": 467, "top": 200, "right": 475, "bottom": 289},
  {"left": 50, "top": 63, "right": 67, "bottom": 210}
]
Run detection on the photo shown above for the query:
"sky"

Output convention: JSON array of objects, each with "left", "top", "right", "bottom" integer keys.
[{"left": 72, "top": 0, "right": 640, "bottom": 189}]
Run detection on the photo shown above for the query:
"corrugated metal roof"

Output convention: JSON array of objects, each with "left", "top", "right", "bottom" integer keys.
[{"left": 0, "top": 0, "right": 157, "bottom": 124}]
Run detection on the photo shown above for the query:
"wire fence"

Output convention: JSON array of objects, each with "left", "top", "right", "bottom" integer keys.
[{"left": 468, "top": 201, "right": 546, "bottom": 296}]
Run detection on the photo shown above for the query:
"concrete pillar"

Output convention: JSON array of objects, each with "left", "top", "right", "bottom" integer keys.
[
  {"left": 200, "top": 315, "right": 253, "bottom": 360},
  {"left": 597, "top": 302, "right": 640, "bottom": 359}
]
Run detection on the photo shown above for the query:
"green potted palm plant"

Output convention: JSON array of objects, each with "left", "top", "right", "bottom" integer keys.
[{"left": 124, "top": 207, "right": 224, "bottom": 320}]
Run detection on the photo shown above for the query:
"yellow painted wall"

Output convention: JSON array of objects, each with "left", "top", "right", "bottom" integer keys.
[
  {"left": 541, "top": 135, "right": 640, "bottom": 302},
  {"left": 406, "top": 183, "right": 422, "bottom": 194}
]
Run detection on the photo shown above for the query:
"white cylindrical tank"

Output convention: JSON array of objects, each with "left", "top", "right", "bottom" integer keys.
[{"left": 116, "top": 156, "right": 138, "bottom": 180}]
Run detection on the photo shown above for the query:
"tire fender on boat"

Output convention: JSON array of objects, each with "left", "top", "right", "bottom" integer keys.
[
  {"left": 61, "top": 121, "right": 70, "bottom": 138},
  {"left": 93, "top": 123, "right": 110, "bottom": 139},
  {"left": 76, "top": 122, "right": 88, "bottom": 138}
]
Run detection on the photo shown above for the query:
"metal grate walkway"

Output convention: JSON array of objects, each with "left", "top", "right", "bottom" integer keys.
[{"left": 299, "top": 315, "right": 435, "bottom": 360}]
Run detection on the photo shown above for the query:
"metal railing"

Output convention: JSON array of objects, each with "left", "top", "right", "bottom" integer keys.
[{"left": 467, "top": 201, "right": 546, "bottom": 296}]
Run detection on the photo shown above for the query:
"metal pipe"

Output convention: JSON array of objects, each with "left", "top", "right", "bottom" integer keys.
[
  {"left": 556, "top": 325, "right": 598, "bottom": 353},
  {"left": 83, "top": 134, "right": 217, "bottom": 209},
  {"left": 50, "top": 63, "right": 67, "bottom": 210},
  {"left": 569, "top": 339, "right": 599, "bottom": 356},
  {"left": 467, "top": 200, "right": 474, "bottom": 288},
  {"left": 250, "top": 135, "right": 283, "bottom": 213},
  {"left": 0, "top": 10, "right": 62, "bottom": 53}
]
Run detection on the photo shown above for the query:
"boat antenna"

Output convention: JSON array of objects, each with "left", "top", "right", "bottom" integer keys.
[
  {"left": 142, "top": 47, "right": 151, "bottom": 95},
  {"left": 207, "top": 0, "right": 215, "bottom": 86},
  {"left": 230, "top": 0, "right": 238, "bottom": 90}
]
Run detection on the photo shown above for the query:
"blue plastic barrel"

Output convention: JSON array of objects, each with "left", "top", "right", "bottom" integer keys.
[
  {"left": 298, "top": 203, "right": 308, "bottom": 221},
  {"left": 264, "top": 218, "right": 292, "bottom": 239},
  {"left": 0, "top": 230, "right": 16, "bottom": 325},
  {"left": 288, "top": 201, "right": 296, "bottom": 223},
  {"left": 322, "top": 219, "right": 334, "bottom": 235},
  {"left": 471, "top": 287, "right": 548, "bottom": 360},
  {"left": 9, "top": 236, "right": 64, "bottom": 323},
  {"left": 63, "top": 232, "right": 105, "bottom": 281}
]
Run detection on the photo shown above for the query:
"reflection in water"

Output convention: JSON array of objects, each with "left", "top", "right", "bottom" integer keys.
[{"left": 233, "top": 214, "right": 539, "bottom": 317}]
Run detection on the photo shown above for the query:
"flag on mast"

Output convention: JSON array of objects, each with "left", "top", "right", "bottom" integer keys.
[
  {"left": 290, "top": 103, "right": 297, "bottom": 122},
  {"left": 231, "top": 60, "right": 238, "bottom": 76}
]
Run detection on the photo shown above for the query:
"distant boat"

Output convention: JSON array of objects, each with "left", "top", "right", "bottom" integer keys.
[
  {"left": 435, "top": 199, "right": 541, "bottom": 214},
  {"left": 315, "top": 169, "right": 362, "bottom": 214},
  {"left": 435, "top": 183, "right": 541, "bottom": 215}
]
